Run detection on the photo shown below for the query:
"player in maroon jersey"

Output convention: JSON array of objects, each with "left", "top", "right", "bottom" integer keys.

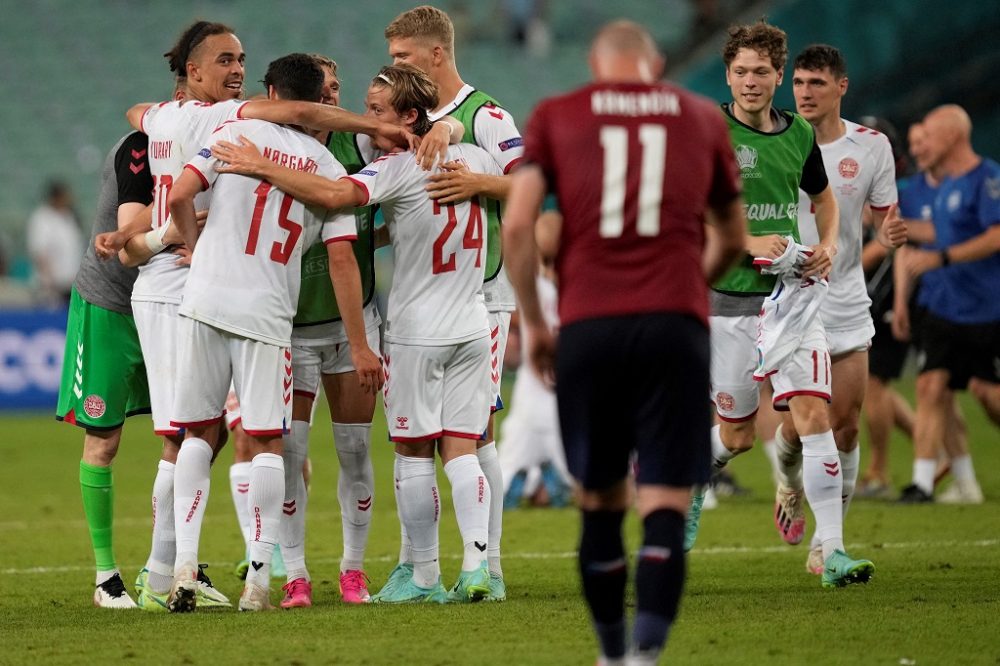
[{"left": 504, "top": 20, "right": 746, "bottom": 665}]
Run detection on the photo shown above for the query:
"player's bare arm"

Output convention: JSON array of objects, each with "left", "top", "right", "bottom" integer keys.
[
  {"left": 903, "top": 218, "right": 936, "bottom": 244},
  {"left": 903, "top": 223, "right": 1000, "bottom": 279},
  {"left": 326, "top": 241, "right": 385, "bottom": 395},
  {"left": 891, "top": 245, "right": 915, "bottom": 341},
  {"left": 96, "top": 203, "right": 152, "bottom": 260},
  {"left": 414, "top": 117, "right": 465, "bottom": 170},
  {"left": 116, "top": 210, "right": 208, "bottom": 268},
  {"left": 427, "top": 164, "right": 511, "bottom": 204},
  {"left": 802, "top": 184, "right": 840, "bottom": 279},
  {"left": 704, "top": 197, "right": 748, "bottom": 283},
  {"left": 872, "top": 203, "right": 907, "bottom": 248},
  {"left": 745, "top": 233, "right": 789, "bottom": 260},
  {"left": 212, "top": 135, "right": 365, "bottom": 210},
  {"left": 503, "top": 164, "right": 555, "bottom": 384},
  {"left": 166, "top": 169, "right": 205, "bottom": 254},
  {"left": 127, "top": 100, "right": 418, "bottom": 154}
]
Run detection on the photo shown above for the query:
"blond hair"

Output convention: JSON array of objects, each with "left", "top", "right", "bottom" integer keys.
[
  {"left": 385, "top": 5, "right": 455, "bottom": 54},
  {"left": 309, "top": 53, "right": 338, "bottom": 76},
  {"left": 371, "top": 63, "right": 439, "bottom": 136}
]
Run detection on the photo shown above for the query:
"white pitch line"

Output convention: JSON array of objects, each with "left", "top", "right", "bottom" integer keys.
[{"left": 3, "top": 539, "right": 997, "bottom": 576}]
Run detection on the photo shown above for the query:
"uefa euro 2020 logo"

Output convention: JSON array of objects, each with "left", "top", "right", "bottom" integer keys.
[{"left": 735, "top": 144, "right": 758, "bottom": 171}]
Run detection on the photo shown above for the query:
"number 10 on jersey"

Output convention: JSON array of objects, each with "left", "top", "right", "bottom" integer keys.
[{"left": 599, "top": 124, "right": 666, "bottom": 238}]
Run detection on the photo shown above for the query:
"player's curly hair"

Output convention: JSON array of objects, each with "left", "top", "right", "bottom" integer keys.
[
  {"left": 164, "top": 20, "right": 235, "bottom": 75},
  {"left": 722, "top": 19, "right": 787, "bottom": 71},
  {"left": 385, "top": 5, "right": 455, "bottom": 54},
  {"left": 370, "top": 64, "right": 439, "bottom": 136},
  {"left": 793, "top": 44, "right": 847, "bottom": 79}
]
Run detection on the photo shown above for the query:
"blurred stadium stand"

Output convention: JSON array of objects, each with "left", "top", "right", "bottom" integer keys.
[{"left": 0, "top": 0, "right": 996, "bottom": 282}]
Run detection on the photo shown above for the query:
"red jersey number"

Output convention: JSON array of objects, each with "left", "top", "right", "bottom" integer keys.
[
  {"left": 432, "top": 198, "right": 483, "bottom": 274},
  {"left": 245, "top": 181, "right": 302, "bottom": 265},
  {"left": 599, "top": 124, "right": 666, "bottom": 238},
  {"left": 153, "top": 174, "right": 173, "bottom": 228}
]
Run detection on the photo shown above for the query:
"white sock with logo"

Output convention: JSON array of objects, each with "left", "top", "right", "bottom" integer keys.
[
  {"left": 394, "top": 453, "right": 413, "bottom": 565},
  {"left": 281, "top": 420, "right": 310, "bottom": 582},
  {"left": 146, "top": 459, "right": 176, "bottom": 593},
  {"left": 246, "top": 452, "right": 284, "bottom": 589},
  {"left": 173, "top": 438, "right": 213, "bottom": 569},
  {"left": 334, "top": 422, "right": 374, "bottom": 573},
  {"left": 801, "top": 431, "right": 844, "bottom": 560},
  {"left": 396, "top": 455, "right": 439, "bottom": 588},
  {"left": 444, "top": 454, "right": 491, "bottom": 572},
  {"left": 477, "top": 442, "right": 504, "bottom": 577}
]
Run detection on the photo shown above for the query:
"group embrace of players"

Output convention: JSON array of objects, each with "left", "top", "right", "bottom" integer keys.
[{"left": 59, "top": 5, "right": 522, "bottom": 612}]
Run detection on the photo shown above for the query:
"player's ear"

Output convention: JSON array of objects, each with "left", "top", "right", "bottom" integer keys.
[
  {"left": 403, "top": 108, "right": 419, "bottom": 128},
  {"left": 775, "top": 67, "right": 784, "bottom": 86},
  {"left": 431, "top": 44, "right": 444, "bottom": 66},
  {"left": 839, "top": 76, "right": 849, "bottom": 96},
  {"left": 650, "top": 54, "right": 666, "bottom": 80},
  {"left": 186, "top": 59, "right": 200, "bottom": 82},
  {"left": 267, "top": 85, "right": 278, "bottom": 101}
]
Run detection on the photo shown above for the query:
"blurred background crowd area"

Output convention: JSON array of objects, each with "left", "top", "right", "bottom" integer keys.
[{"left": 0, "top": 0, "right": 997, "bottom": 303}]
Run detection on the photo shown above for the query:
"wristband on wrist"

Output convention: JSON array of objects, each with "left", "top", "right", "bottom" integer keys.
[
  {"left": 940, "top": 249, "right": 951, "bottom": 267},
  {"left": 144, "top": 227, "right": 167, "bottom": 254}
]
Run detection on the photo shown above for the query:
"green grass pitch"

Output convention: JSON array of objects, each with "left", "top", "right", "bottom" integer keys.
[{"left": 1, "top": 379, "right": 998, "bottom": 665}]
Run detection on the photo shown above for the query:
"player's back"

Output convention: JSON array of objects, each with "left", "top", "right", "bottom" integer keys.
[
  {"left": 524, "top": 81, "right": 739, "bottom": 327},
  {"left": 132, "top": 99, "right": 247, "bottom": 304},
  {"left": 181, "top": 118, "right": 341, "bottom": 346},
  {"left": 347, "top": 144, "right": 500, "bottom": 345}
]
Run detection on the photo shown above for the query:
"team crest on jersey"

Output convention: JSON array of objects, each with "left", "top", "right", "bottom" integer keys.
[
  {"left": 735, "top": 145, "right": 760, "bottom": 178},
  {"left": 947, "top": 190, "right": 962, "bottom": 212},
  {"left": 716, "top": 392, "right": 735, "bottom": 412},
  {"left": 395, "top": 416, "right": 409, "bottom": 430},
  {"left": 838, "top": 157, "right": 859, "bottom": 179},
  {"left": 986, "top": 177, "right": 1000, "bottom": 200},
  {"left": 83, "top": 394, "right": 106, "bottom": 419},
  {"left": 198, "top": 148, "right": 211, "bottom": 158}
]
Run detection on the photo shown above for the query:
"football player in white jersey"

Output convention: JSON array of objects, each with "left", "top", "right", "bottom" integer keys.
[
  {"left": 213, "top": 63, "right": 501, "bottom": 603},
  {"left": 772, "top": 44, "right": 907, "bottom": 572},
  {"left": 384, "top": 4, "right": 524, "bottom": 601},
  {"left": 165, "top": 53, "right": 382, "bottom": 612}
]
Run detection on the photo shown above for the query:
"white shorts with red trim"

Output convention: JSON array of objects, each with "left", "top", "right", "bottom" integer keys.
[
  {"left": 766, "top": 322, "right": 832, "bottom": 411},
  {"left": 825, "top": 319, "right": 875, "bottom": 357},
  {"left": 383, "top": 337, "right": 491, "bottom": 443},
  {"left": 171, "top": 316, "right": 291, "bottom": 436},
  {"left": 132, "top": 300, "right": 182, "bottom": 436},
  {"left": 292, "top": 325, "right": 382, "bottom": 399},
  {"left": 488, "top": 311, "right": 512, "bottom": 411},
  {"left": 224, "top": 387, "right": 241, "bottom": 430},
  {"left": 710, "top": 314, "right": 760, "bottom": 422}
]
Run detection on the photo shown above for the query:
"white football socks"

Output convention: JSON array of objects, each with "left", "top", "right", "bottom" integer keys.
[
  {"left": 950, "top": 454, "right": 976, "bottom": 482},
  {"left": 710, "top": 424, "right": 736, "bottom": 471},
  {"left": 280, "top": 420, "right": 310, "bottom": 582},
  {"left": 228, "top": 461, "right": 252, "bottom": 550},
  {"left": 477, "top": 442, "right": 503, "bottom": 576},
  {"left": 334, "top": 422, "right": 374, "bottom": 573},
  {"left": 810, "top": 445, "right": 860, "bottom": 550},
  {"left": 393, "top": 453, "right": 413, "bottom": 566},
  {"left": 173, "top": 438, "right": 213, "bottom": 570},
  {"left": 774, "top": 423, "right": 803, "bottom": 489},
  {"left": 444, "top": 454, "right": 491, "bottom": 572},
  {"left": 146, "top": 459, "right": 176, "bottom": 593},
  {"left": 913, "top": 458, "right": 936, "bottom": 494},
  {"left": 246, "top": 452, "right": 284, "bottom": 589},
  {"left": 800, "top": 431, "right": 844, "bottom": 560},
  {"left": 395, "top": 455, "right": 439, "bottom": 588}
]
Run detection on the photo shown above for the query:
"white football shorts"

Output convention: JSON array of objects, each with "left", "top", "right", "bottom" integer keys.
[
  {"left": 709, "top": 314, "right": 760, "bottom": 422},
  {"left": 132, "top": 300, "right": 181, "bottom": 436}
]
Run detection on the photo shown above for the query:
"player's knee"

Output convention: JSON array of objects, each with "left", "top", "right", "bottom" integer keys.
[
  {"left": 721, "top": 421, "right": 755, "bottom": 452},
  {"left": 833, "top": 421, "right": 860, "bottom": 451},
  {"left": 82, "top": 430, "right": 121, "bottom": 466},
  {"left": 915, "top": 372, "right": 947, "bottom": 404}
]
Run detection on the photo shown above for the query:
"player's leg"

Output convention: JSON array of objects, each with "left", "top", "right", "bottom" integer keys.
[
  {"left": 59, "top": 289, "right": 148, "bottom": 608},
  {"left": 630, "top": 312, "right": 711, "bottom": 663},
  {"left": 756, "top": 379, "right": 782, "bottom": 486},
  {"left": 232, "top": 336, "right": 293, "bottom": 611},
  {"left": 441, "top": 336, "right": 493, "bottom": 602},
  {"left": 860, "top": 321, "right": 911, "bottom": 496},
  {"left": 168, "top": 318, "right": 232, "bottom": 612},
  {"left": 477, "top": 311, "right": 511, "bottom": 598},
  {"left": 374, "top": 342, "right": 447, "bottom": 603},
  {"left": 224, "top": 390, "right": 254, "bottom": 578},
  {"left": 325, "top": 328, "right": 381, "bottom": 603},
  {"left": 556, "top": 317, "right": 632, "bottom": 664}
]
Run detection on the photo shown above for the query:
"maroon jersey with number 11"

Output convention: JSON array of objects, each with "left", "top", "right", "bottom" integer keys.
[{"left": 521, "top": 81, "right": 740, "bottom": 328}]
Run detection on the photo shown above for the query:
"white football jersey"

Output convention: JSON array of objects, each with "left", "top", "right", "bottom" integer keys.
[
  {"left": 346, "top": 144, "right": 501, "bottom": 346},
  {"left": 798, "top": 119, "right": 897, "bottom": 330},
  {"left": 430, "top": 85, "right": 524, "bottom": 312},
  {"left": 131, "top": 99, "right": 248, "bottom": 305},
  {"left": 180, "top": 119, "right": 356, "bottom": 347}
]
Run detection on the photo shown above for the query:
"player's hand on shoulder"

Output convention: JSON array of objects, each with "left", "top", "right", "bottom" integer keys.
[
  {"left": 212, "top": 135, "right": 267, "bottom": 176},
  {"left": 415, "top": 122, "right": 452, "bottom": 170},
  {"left": 426, "top": 160, "right": 478, "bottom": 204},
  {"left": 373, "top": 122, "right": 417, "bottom": 154},
  {"left": 745, "top": 234, "right": 788, "bottom": 260}
]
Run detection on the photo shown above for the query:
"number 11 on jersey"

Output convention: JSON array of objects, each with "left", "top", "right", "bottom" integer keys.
[{"left": 599, "top": 124, "right": 666, "bottom": 238}]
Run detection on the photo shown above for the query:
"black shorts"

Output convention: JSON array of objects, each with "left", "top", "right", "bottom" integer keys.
[
  {"left": 868, "top": 316, "right": 909, "bottom": 381},
  {"left": 913, "top": 308, "right": 1000, "bottom": 390},
  {"left": 555, "top": 312, "right": 711, "bottom": 491}
]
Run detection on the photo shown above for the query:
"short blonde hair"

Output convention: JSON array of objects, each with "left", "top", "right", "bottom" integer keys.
[
  {"left": 371, "top": 63, "right": 439, "bottom": 136},
  {"left": 385, "top": 5, "right": 454, "bottom": 53},
  {"left": 309, "top": 53, "right": 338, "bottom": 76}
]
